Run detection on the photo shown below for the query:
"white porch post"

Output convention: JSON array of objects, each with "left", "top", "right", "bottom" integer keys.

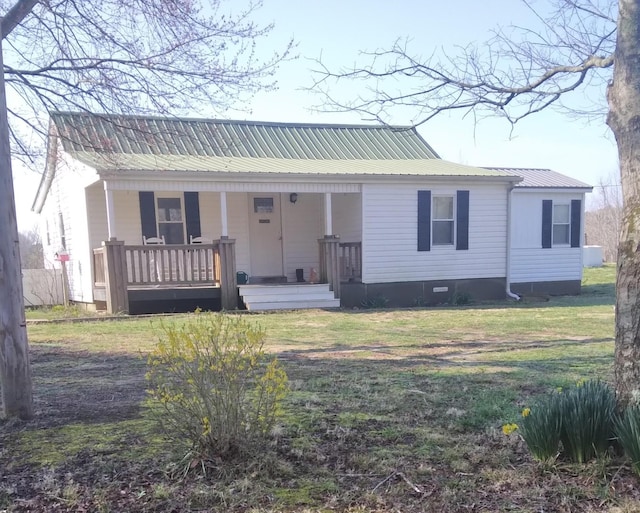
[
  {"left": 104, "top": 182, "right": 116, "bottom": 239},
  {"left": 324, "top": 192, "right": 333, "bottom": 235},
  {"left": 220, "top": 191, "right": 228, "bottom": 237}
]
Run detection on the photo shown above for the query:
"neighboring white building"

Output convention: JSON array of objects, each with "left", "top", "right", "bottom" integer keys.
[{"left": 32, "top": 113, "right": 592, "bottom": 313}]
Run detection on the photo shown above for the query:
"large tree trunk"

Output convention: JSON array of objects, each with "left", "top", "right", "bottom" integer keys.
[
  {"left": 608, "top": 0, "right": 640, "bottom": 408},
  {"left": 0, "top": 34, "right": 33, "bottom": 420}
]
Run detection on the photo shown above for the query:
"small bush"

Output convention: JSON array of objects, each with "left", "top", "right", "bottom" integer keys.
[
  {"left": 519, "top": 395, "right": 563, "bottom": 463},
  {"left": 615, "top": 406, "right": 640, "bottom": 476},
  {"left": 558, "top": 380, "right": 616, "bottom": 463},
  {"left": 361, "top": 296, "right": 389, "bottom": 309},
  {"left": 451, "top": 292, "right": 472, "bottom": 306},
  {"left": 518, "top": 380, "right": 616, "bottom": 464},
  {"left": 146, "top": 313, "right": 288, "bottom": 462}
]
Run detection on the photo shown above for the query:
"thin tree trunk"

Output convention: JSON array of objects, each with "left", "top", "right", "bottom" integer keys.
[
  {"left": 608, "top": 0, "right": 640, "bottom": 408},
  {"left": 0, "top": 33, "right": 33, "bottom": 420}
]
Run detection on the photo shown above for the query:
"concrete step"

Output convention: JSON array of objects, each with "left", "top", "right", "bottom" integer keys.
[
  {"left": 238, "top": 283, "right": 331, "bottom": 296},
  {"left": 244, "top": 298, "right": 341, "bottom": 311},
  {"left": 239, "top": 283, "right": 340, "bottom": 311}
]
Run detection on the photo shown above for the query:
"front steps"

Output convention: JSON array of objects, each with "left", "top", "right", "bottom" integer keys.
[{"left": 238, "top": 283, "right": 340, "bottom": 311}]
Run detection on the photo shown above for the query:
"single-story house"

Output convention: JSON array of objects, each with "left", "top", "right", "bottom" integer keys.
[{"left": 32, "top": 112, "right": 592, "bottom": 313}]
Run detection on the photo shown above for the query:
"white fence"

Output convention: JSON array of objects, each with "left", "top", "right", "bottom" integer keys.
[{"left": 22, "top": 269, "right": 64, "bottom": 307}]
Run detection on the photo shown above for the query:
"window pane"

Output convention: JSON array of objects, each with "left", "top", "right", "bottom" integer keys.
[
  {"left": 553, "top": 204, "right": 570, "bottom": 223},
  {"left": 433, "top": 220, "right": 454, "bottom": 245},
  {"left": 157, "top": 198, "right": 182, "bottom": 222},
  {"left": 433, "top": 197, "right": 453, "bottom": 220},
  {"left": 159, "top": 223, "right": 184, "bottom": 244},
  {"left": 553, "top": 224, "right": 570, "bottom": 245},
  {"left": 254, "top": 197, "right": 274, "bottom": 213}
]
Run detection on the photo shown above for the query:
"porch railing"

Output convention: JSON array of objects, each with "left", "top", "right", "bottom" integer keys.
[
  {"left": 339, "top": 242, "right": 362, "bottom": 282},
  {"left": 124, "top": 244, "right": 219, "bottom": 286},
  {"left": 93, "top": 238, "right": 237, "bottom": 314}
]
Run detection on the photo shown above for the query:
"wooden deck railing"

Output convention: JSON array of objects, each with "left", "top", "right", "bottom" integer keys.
[
  {"left": 339, "top": 242, "right": 362, "bottom": 282},
  {"left": 124, "top": 243, "right": 219, "bottom": 286},
  {"left": 93, "top": 238, "right": 237, "bottom": 314}
]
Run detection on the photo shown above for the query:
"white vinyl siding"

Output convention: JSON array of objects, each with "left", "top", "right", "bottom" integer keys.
[
  {"left": 41, "top": 149, "right": 100, "bottom": 302},
  {"left": 510, "top": 190, "right": 585, "bottom": 283},
  {"left": 362, "top": 183, "right": 508, "bottom": 283},
  {"left": 510, "top": 248, "right": 583, "bottom": 282}
]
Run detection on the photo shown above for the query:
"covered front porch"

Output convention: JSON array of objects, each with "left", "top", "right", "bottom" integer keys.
[{"left": 91, "top": 181, "right": 363, "bottom": 313}]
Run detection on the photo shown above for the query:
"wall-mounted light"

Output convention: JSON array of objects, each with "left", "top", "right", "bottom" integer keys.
[{"left": 289, "top": 193, "right": 298, "bottom": 204}]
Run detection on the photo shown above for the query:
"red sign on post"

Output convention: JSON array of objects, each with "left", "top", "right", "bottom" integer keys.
[{"left": 55, "top": 250, "right": 69, "bottom": 262}]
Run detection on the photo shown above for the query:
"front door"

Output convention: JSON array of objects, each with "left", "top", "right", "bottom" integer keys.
[{"left": 248, "top": 194, "right": 284, "bottom": 277}]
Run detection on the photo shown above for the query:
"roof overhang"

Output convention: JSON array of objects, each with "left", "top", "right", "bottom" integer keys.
[
  {"left": 513, "top": 186, "right": 593, "bottom": 193},
  {"left": 79, "top": 152, "right": 522, "bottom": 184}
]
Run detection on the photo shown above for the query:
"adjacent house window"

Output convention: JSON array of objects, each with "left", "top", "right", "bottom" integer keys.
[
  {"left": 542, "top": 199, "right": 582, "bottom": 249},
  {"left": 432, "top": 196, "right": 455, "bottom": 245},
  {"left": 157, "top": 197, "right": 185, "bottom": 244},
  {"left": 552, "top": 204, "right": 571, "bottom": 245}
]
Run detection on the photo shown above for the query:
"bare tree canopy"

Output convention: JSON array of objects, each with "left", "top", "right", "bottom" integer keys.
[
  {"left": 312, "top": 0, "right": 640, "bottom": 408},
  {"left": 0, "top": 0, "right": 292, "bottom": 419},
  {"left": 1, "top": 0, "right": 293, "bottom": 164},
  {"left": 311, "top": 0, "right": 615, "bottom": 128}
]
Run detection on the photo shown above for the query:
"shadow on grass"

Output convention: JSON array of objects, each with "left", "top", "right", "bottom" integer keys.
[
  {"left": 26, "top": 345, "right": 148, "bottom": 430},
  {"left": 0, "top": 330, "right": 618, "bottom": 513}
]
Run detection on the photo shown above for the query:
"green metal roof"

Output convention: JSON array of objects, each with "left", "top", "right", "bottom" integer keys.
[
  {"left": 51, "top": 112, "right": 440, "bottom": 160},
  {"left": 75, "top": 152, "right": 516, "bottom": 177}
]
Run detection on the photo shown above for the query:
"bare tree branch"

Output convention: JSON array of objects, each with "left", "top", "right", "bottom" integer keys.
[
  {"left": 0, "top": 0, "right": 295, "bottom": 164},
  {"left": 309, "top": 0, "right": 615, "bottom": 129}
]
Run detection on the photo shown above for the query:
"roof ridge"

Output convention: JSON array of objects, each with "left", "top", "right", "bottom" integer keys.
[{"left": 50, "top": 111, "right": 417, "bottom": 131}]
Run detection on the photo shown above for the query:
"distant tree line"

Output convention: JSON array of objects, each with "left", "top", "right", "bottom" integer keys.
[{"left": 585, "top": 174, "right": 622, "bottom": 263}]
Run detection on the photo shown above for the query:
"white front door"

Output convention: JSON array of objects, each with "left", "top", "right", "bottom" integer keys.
[{"left": 249, "top": 194, "right": 284, "bottom": 276}]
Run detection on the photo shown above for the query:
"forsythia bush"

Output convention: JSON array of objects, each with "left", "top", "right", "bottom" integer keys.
[{"left": 146, "top": 313, "right": 288, "bottom": 460}]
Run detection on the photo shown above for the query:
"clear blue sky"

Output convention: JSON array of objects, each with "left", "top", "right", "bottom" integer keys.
[{"left": 12, "top": 0, "right": 618, "bottom": 230}]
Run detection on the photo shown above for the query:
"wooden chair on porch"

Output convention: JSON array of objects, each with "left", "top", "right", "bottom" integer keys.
[
  {"left": 143, "top": 235, "right": 166, "bottom": 245},
  {"left": 189, "top": 235, "right": 213, "bottom": 280},
  {"left": 143, "top": 235, "right": 165, "bottom": 282}
]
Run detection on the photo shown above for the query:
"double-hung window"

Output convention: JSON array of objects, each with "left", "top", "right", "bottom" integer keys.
[
  {"left": 542, "top": 199, "right": 582, "bottom": 249},
  {"left": 417, "top": 190, "right": 469, "bottom": 251},
  {"left": 432, "top": 196, "right": 455, "bottom": 246},
  {"left": 552, "top": 204, "right": 571, "bottom": 245},
  {"left": 157, "top": 197, "right": 185, "bottom": 244}
]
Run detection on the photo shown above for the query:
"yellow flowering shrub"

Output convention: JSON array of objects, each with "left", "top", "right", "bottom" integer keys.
[{"left": 146, "top": 312, "right": 288, "bottom": 460}]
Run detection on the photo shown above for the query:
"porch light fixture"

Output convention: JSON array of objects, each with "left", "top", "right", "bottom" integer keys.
[{"left": 289, "top": 193, "right": 298, "bottom": 204}]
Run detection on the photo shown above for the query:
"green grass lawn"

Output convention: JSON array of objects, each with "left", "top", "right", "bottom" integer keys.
[{"left": 3, "top": 264, "right": 634, "bottom": 512}]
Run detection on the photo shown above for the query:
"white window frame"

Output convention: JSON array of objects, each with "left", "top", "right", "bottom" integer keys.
[
  {"left": 156, "top": 194, "right": 185, "bottom": 245},
  {"left": 552, "top": 203, "right": 571, "bottom": 246},
  {"left": 432, "top": 195, "right": 456, "bottom": 246}
]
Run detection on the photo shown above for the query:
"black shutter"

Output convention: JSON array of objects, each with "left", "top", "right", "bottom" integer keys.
[
  {"left": 417, "top": 190, "right": 431, "bottom": 251},
  {"left": 184, "top": 192, "right": 202, "bottom": 242},
  {"left": 542, "top": 199, "right": 552, "bottom": 248},
  {"left": 570, "top": 199, "right": 581, "bottom": 248},
  {"left": 139, "top": 191, "right": 157, "bottom": 239},
  {"left": 456, "top": 190, "right": 469, "bottom": 250}
]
